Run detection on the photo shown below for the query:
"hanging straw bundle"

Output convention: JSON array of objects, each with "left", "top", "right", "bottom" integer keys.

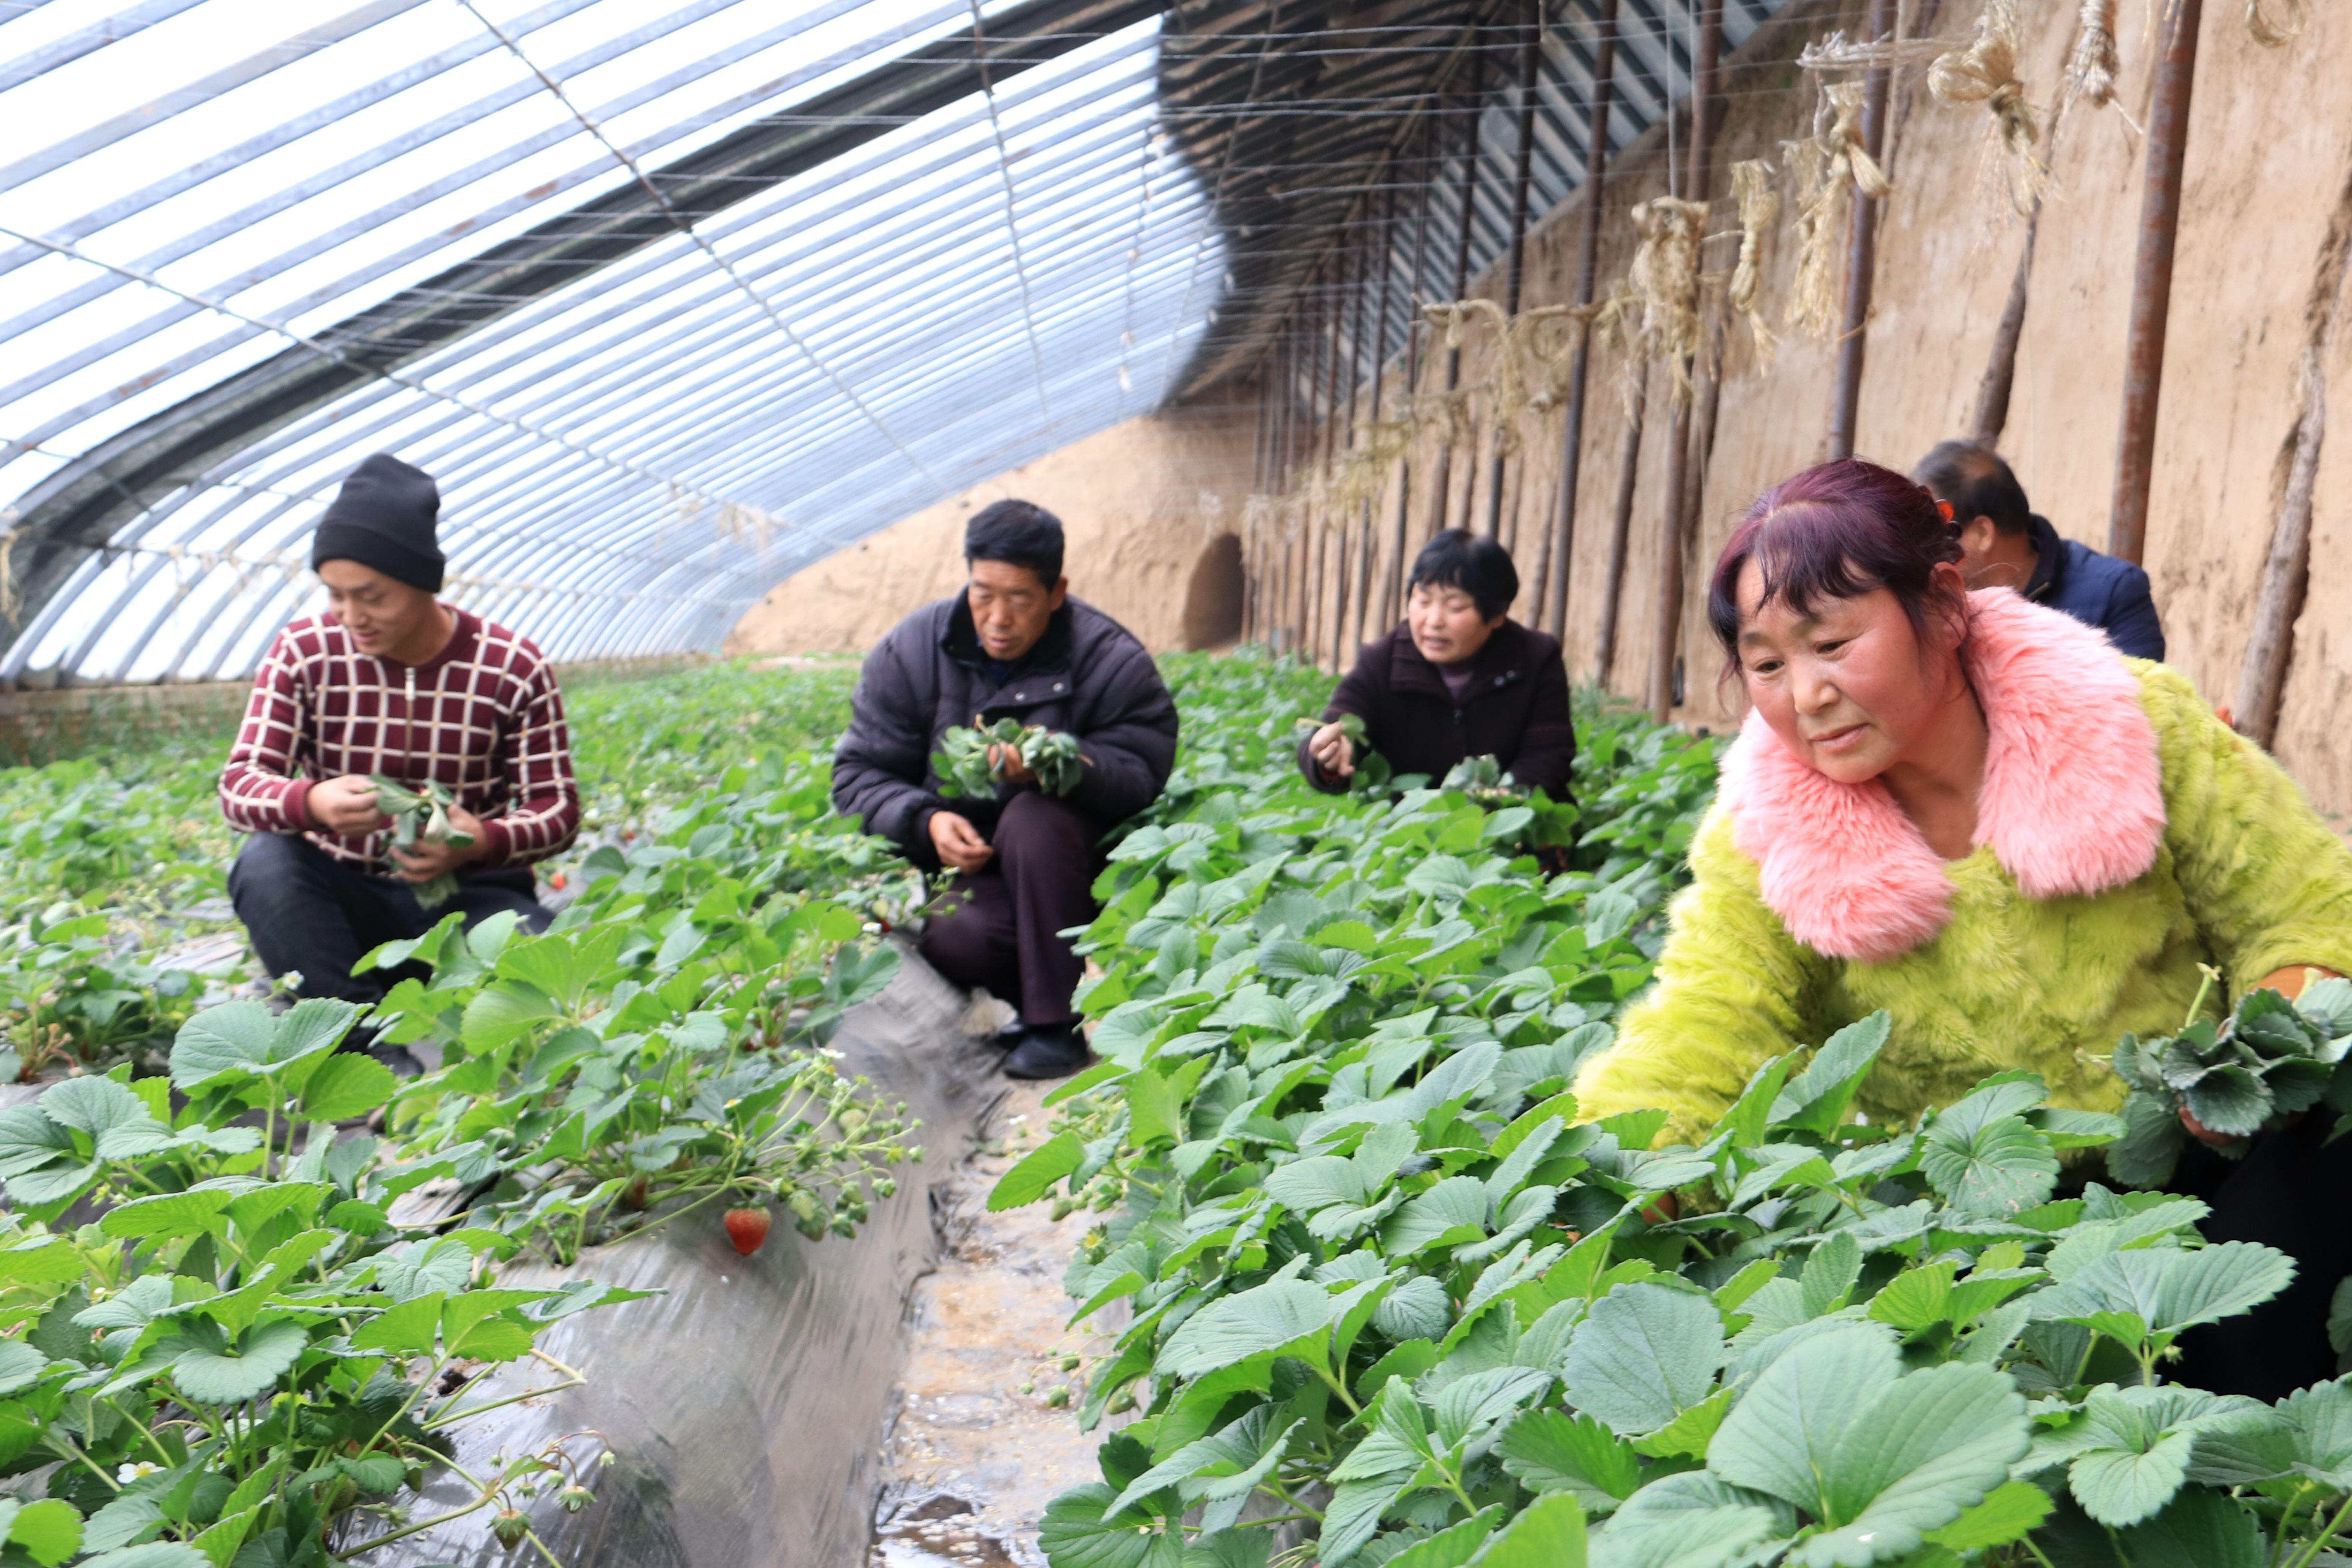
[
  {"left": 1727, "top": 159, "right": 1782, "bottom": 363},
  {"left": 1782, "top": 81, "right": 1888, "bottom": 341},
  {"left": 1930, "top": 0, "right": 2051, "bottom": 217},
  {"left": 2065, "top": 0, "right": 2120, "bottom": 108},
  {"left": 1628, "top": 196, "right": 1710, "bottom": 395},
  {"left": 1795, "top": 30, "right": 1948, "bottom": 71},
  {"left": 2246, "top": 0, "right": 2306, "bottom": 46}
]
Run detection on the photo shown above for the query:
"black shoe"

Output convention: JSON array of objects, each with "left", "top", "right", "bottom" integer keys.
[
  {"left": 366, "top": 1042, "right": 425, "bottom": 1080},
  {"left": 991, "top": 1019, "right": 1028, "bottom": 1050},
  {"left": 1002, "top": 1025, "right": 1092, "bottom": 1081}
]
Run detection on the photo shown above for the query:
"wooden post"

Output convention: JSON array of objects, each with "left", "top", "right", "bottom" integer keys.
[
  {"left": 1482, "top": 0, "right": 1543, "bottom": 544},
  {"left": 1824, "top": 0, "right": 1897, "bottom": 462},
  {"left": 2107, "top": 0, "right": 2205, "bottom": 564},
  {"left": 1595, "top": 359, "right": 1649, "bottom": 683},
  {"left": 1648, "top": 0, "right": 1722, "bottom": 723},
  {"left": 1538, "top": 0, "right": 1619, "bottom": 641}
]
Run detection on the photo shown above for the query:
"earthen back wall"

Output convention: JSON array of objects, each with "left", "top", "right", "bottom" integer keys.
[
  {"left": 1266, "top": 0, "right": 2352, "bottom": 815},
  {"left": 725, "top": 404, "right": 1258, "bottom": 656}
]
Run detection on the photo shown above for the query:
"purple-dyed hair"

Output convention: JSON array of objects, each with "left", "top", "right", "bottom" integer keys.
[{"left": 1706, "top": 458, "right": 1967, "bottom": 670}]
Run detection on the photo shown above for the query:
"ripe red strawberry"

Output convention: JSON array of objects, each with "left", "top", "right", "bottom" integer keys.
[{"left": 723, "top": 1205, "right": 771, "bottom": 1256}]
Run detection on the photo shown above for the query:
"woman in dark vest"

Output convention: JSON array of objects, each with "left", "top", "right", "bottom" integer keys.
[{"left": 1298, "top": 529, "right": 1573, "bottom": 798}]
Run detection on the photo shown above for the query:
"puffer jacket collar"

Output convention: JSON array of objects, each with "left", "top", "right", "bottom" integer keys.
[{"left": 1715, "top": 588, "right": 2167, "bottom": 963}]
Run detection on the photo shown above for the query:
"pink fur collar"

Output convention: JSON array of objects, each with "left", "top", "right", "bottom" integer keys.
[{"left": 1717, "top": 589, "right": 2166, "bottom": 963}]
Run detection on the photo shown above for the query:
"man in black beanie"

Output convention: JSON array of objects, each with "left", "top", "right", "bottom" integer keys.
[{"left": 219, "top": 453, "right": 581, "bottom": 1074}]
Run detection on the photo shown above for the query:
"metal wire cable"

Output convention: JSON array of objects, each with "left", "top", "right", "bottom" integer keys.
[{"left": 967, "top": 0, "right": 1058, "bottom": 418}]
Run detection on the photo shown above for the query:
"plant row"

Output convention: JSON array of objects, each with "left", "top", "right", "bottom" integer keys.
[
  {"left": 0, "top": 661, "right": 862, "bottom": 1081},
  {"left": 996, "top": 651, "right": 2350, "bottom": 1568},
  {"left": 0, "top": 668, "right": 917, "bottom": 1565}
]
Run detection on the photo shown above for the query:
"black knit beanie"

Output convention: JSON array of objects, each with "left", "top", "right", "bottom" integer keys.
[{"left": 311, "top": 454, "right": 445, "bottom": 592}]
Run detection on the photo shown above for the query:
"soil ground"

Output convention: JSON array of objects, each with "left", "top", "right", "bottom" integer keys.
[{"left": 869, "top": 1077, "right": 1118, "bottom": 1567}]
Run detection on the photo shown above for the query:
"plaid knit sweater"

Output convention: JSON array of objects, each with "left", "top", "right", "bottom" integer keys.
[{"left": 218, "top": 608, "right": 580, "bottom": 872}]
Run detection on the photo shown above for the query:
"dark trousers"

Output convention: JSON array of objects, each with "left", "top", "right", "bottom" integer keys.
[
  {"left": 918, "top": 792, "right": 1099, "bottom": 1026},
  {"left": 2171, "top": 1111, "right": 2352, "bottom": 1400},
  {"left": 227, "top": 831, "right": 552, "bottom": 1006}
]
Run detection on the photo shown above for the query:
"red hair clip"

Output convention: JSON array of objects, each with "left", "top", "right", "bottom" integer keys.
[{"left": 1937, "top": 500, "right": 1955, "bottom": 524}]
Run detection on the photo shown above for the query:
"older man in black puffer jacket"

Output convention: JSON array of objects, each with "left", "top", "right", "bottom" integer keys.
[{"left": 833, "top": 501, "right": 1178, "bottom": 1078}]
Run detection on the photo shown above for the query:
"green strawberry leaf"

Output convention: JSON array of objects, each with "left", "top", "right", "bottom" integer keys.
[{"left": 1560, "top": 1282, "right": 1725, "bottom": 1437}]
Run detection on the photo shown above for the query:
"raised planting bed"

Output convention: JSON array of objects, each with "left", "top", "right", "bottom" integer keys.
[{"left": 979, "top": 652, "right": 2352, "bottom": 1568}]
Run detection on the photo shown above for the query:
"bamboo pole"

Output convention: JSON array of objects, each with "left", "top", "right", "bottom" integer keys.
[
  {"left": 1539, "top": 0, "right": 1619, "bottom": 641},
  {"left": 1428, "top": 47, "right": 1490, "bottom": 539},
  {"left": 1483, "top": 0, "right": 1544, "bottom": 544},
  {"left": 1352, "top": 185, "right": 1397, "bottom": 655},
  {"left": 1824, "top": 0, "right": 1897, "bottom": 462},
  {"left": 2107, "top": 0, "right": 2205, "bottom": 565},
  {"left": 2233, "top": 173, "right": 2352, "bottom": 744},
  {"left": 1648, "top": 0, "right": 1723, "bottom": 723},
  {"left": 1384, "top": 125, "right": 1440, "bottom": 633},
  {"left": 1595, "top": 358, "right": 1649, "bottom": 683}
]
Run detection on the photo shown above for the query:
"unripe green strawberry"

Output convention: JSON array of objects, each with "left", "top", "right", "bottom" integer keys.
[{"left": 492, "top": 1508, "right": 530, "bottom": 1549}]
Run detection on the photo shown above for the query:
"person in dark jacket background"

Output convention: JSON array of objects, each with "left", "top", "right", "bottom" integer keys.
[
  {"left": 833, "top": 500, "right": 1177, "bottom": 1079},
  {"left": 1913, "top": 439, "right": 2165, "bottom": 660},
  {"left": 1301, "top": 530, "right": 1574, "bottom": 799}
]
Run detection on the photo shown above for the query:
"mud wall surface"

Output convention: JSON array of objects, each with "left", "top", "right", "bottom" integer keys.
[
  {"left": 726, "top": 405, "right": 1259, "bottom": 657},
  {"left": 1253, "top": 0, "right": 2352, "bottom": 814}
]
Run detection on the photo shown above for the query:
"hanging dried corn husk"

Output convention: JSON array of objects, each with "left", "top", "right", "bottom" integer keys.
[
  {"left": 2065, "top": 0, "right": 2120, "bottom": 108},
  {"left": 1931, "top": 0, "right": 2051, "bottom": 217},
  {"left": 2246, "top": 0, "right": 2306, "bottom": 45},
  {"left": 1628, "top": 196, "right": 1710, "bottom": 397},
  {"left": 1727, "top": 159, "right": 1782, "bottom": 363}
]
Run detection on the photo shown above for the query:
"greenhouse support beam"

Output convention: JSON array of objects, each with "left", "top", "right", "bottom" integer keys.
[
  {"left": 0, "top": 0, "right": 210, "bottom": 96},
  {"left": 1825, "top": 0, "right": 1896, "bottom": 462},
  {"left": 1539, "top": 0, "right": 1621, "bottom": 641},
  {"left": 2108, "top": 0, "right": 2204, "bottom": 566},
  {"left": 1482, "top": 0, "right": 1544, "bottom": 544},
  {"left": 1648, "top": 0, "right": 1723, "bottom": 723}
]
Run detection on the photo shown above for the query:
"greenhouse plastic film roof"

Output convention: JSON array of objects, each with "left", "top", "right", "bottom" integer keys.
[{"left": 0, "top": 0, "right": 1787, "bottom": 683}]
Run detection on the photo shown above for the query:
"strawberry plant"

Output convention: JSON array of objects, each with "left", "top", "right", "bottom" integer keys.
[
  {"left": 366, "top": 775, "right": 473, "bottom": 908},
  {"left": 0, "top": 661, "right": 916, "bottom": 1562},
  {"left": 934, "top": 718, "right": 1087, "bottom": 798},
  {"left": 994, "top": 650, "right": 2352, "bottom": 1568},
  {"left": 0, "top": 995, "right": 644, "bottom": 1565},
  {"left": 355, "top": 749, "right": 918, "bottom": 1263},
  {"left": 2108, "top": 970, "right": 2352, "bottom": 1187}
]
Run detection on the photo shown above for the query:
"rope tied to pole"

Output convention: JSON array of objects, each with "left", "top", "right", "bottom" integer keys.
[
  {"left": 2066, "top": 0, "right": 2121, "bottom": 108},
  {"left": 1930, "top": 0, "right": 2052, "bottom": 216},
  {"left": 1728, "top": 159, "right": 1782, "bottom": 363}
]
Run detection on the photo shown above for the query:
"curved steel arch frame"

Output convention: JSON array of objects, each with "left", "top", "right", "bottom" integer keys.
[{"left": 2, "top": 0, "right": 1788, "bottom": 687}]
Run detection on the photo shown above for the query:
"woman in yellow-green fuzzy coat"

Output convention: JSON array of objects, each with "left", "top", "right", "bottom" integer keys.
[{"left": 1570, "top": 459, "right": 2352, "bottom": 1399}]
